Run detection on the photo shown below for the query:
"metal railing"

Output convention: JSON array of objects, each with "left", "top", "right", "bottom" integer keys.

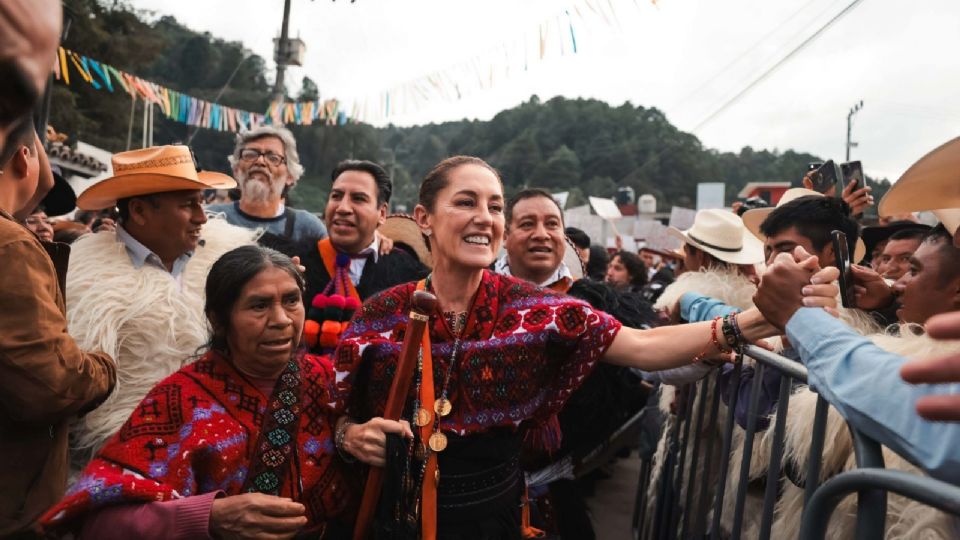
[{"left": 632, "top": 344, "right": 960, "bottom": 540}]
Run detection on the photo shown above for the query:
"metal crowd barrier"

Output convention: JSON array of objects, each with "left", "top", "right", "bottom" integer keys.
[{"left": 632, "top": 344, "right": 960, "bottom": 540}]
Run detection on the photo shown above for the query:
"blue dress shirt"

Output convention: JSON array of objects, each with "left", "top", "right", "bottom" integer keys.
[{"left": 787, "top": 307, "right": 960, "bottom": 485}]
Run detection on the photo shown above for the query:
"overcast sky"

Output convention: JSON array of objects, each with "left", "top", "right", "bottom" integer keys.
[{"left": 126, "top": 0, "right": 960, "bottom": 182}]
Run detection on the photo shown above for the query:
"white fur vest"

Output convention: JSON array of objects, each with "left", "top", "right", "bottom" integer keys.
[
  {"left": 65, "top": 218, "right": 258, "bottom": 463},
  {"left": 744, "top": 328, "right": 960, "bottom": 539}
]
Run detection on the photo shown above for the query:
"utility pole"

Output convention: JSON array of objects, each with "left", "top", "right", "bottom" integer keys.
[
  {"left": 272, "top": 0, "right": 293, "bottom": 104},
  {"left": 846, "top": 100, "right": 864, "bottom": 161}
]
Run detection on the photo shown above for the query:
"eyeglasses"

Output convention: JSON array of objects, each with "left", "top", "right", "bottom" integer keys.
[
  {"left": 240, "top": 148, "right": 286, "bottom": 167},
  {"left": 24, "top": 217, "right": 54, "bottom": 227}
]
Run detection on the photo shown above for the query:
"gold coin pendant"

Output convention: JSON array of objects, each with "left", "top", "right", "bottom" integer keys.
[
  {"left": 414, "top": 407, "right": 432, "bottom": 427},
  {"left": 434, "top": 398, "right": 452, "bottom": 417},
  {"left": 428, "top": 431, "right": 448, "bottom": 452}
]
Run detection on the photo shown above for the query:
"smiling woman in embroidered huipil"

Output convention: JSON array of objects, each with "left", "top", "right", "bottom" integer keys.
[{"left": 332, "top": 156, "right": 840, "bottom": 540}]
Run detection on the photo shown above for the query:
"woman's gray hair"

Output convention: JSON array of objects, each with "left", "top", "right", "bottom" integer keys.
[{"left": 228, "top": 125, "right": 304, "bottom": 184}]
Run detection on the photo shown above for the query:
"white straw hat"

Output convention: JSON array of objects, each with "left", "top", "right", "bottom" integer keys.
[
  {"left": 879, "top": 136, "right": 960, "bottom": 216},
  {"left": 667, "top": 209, "right": 764, "bottom": 265}
]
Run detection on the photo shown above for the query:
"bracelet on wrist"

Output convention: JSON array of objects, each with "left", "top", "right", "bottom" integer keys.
[{"left": 335, "top": 419, "right": 357, "bottom": 463}]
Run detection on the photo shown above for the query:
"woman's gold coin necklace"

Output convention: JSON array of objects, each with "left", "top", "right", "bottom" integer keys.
[{"left": 427, "top": 311, "right": 465, "bottom": 454}]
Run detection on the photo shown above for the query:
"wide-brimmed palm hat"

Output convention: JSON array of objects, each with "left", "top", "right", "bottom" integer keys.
[
  {"left": 879, "top": 136, "right": 960, "bottom": 217},
  {"left": 378, "top": 214, "right": 432, "bottom": 268},
  {"left": 933, "top": 209, "right": 960, "bottom": 236},
  {"left": 667, "top": 208, "right": 765, "bottom": 265},
  {"left": 77, "top": 145, "right": 235, "bottom": 210},
  {"left": 742, "top": 187, "right": 867, "bottom": 261}
]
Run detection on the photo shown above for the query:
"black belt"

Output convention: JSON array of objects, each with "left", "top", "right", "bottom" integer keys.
[{"left": 437, "top": 456, "right": 521, "bottom": 510}]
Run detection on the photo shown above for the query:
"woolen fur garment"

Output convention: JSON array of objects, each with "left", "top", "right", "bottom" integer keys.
[
  {"left": 644, "top": 267, "right": 758, "bottom": 539},
  {"left": 64, "top": 218, "right": 258, "bottom": 467},
  {"left": 752, "top": 327, "right": 960, "bottom": 540}
]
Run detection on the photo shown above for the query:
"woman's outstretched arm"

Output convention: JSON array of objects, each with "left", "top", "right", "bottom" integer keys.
[{"left": 603, "top": 262, "right": 840, "bottom": 371}]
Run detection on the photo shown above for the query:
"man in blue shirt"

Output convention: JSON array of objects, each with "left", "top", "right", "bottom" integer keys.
[{"left": 755, "top": 241, "right": 960, "bottom": 485}]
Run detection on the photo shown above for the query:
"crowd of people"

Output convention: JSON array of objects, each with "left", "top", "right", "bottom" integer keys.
[{"left": 2, "top": 2, "right": 960, "bottom": 539}]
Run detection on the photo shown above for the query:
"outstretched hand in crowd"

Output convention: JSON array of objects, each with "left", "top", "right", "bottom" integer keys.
[
  {"left": 900, "top": 311, "right": 960, "bottom": 422},
  {"left": 851, "top": 264, "right": 895, "bottom": 310}
]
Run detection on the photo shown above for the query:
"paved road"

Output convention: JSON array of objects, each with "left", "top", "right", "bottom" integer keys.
[{"left": 586, "top": 452, "right": 641, "bottom": 539}]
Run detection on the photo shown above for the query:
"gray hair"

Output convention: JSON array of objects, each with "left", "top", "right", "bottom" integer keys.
[{"left": 228, "top": 125, "right": 304, "bottom": 185}]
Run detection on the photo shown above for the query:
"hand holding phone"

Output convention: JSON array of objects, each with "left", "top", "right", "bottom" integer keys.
[
  {"left": 807, "top": 160, "right": 840, "bottom": 195},
  {"left": 839, "top": 161, "right": 873, "bottom": 216},
  {"left": 831, "top": 230, "right": 855, "bottom": 308}
]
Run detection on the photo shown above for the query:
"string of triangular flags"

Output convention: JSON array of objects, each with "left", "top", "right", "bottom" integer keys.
[
  {"left": 53, "top": 46, "right": 357, "bottom": 132},
  {"left": 344, "top": 0, "right": 656, "bottom": 123}
]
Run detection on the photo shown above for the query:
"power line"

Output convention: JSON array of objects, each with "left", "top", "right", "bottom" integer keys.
[
  {"left": 672, "top": 0, "right": 817, "bottom": 108},
  {"left": 690, "top": 0, "right": 866, "bottom": 133}
]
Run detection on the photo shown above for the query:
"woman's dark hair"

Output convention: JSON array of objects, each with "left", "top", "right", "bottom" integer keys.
[
  {"left": 585, "top": 244, "right": 609, "bottom": 281},
  {"left": 418, "top": 155, "right": 502, "bottom": 212},
  {"left": 612, "top": 250, "right": 648, "bottom": 289},
  {"left": 204, "top": 245, "right": 305, "bottom": 353}
]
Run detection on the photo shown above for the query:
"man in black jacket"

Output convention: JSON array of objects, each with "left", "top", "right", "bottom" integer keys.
[{"left": 301, "top": 160, "right": 427, "bottom": 304}]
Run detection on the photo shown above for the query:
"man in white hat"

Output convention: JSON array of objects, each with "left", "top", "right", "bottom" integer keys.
[
  {"left": 751, "top": 136, "right": 960, "bottom": 484},
  {"left": 650, "top": 209, "right": 766, "bottom": 403},
  {"left": 65, "top": 145, "right": 260, "bottom": 465}
]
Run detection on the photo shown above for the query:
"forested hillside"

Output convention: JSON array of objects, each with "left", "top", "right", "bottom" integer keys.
[{"left": 50, "top": 0, "right": 890, "bottom": 212}]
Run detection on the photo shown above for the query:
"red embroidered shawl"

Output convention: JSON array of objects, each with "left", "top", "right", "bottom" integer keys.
[
  {"left": 332, "top": 270, "right": 622, "bottom": 436},
  {"left": 42, "top": 350, "right": 357, "bottom": 533}
]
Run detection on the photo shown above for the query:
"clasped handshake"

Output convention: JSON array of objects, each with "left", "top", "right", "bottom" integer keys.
[{"left": 754, "top": 246, "right": 842, "bottom": 330}]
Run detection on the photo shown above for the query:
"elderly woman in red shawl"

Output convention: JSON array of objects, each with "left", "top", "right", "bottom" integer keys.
[
  {"left": 332, "top": 156, "right": 841, "bottom": 539},
  {"left": 43, "top": 245, "right": 374, "bottom": 539}
]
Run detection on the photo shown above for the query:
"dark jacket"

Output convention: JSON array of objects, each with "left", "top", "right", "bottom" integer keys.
[
  {"left": 0, "top": 210, "right": 115, "bottom": 537},
  {"left": 299, "top": 242, "right": 430, "bottom": 303}
]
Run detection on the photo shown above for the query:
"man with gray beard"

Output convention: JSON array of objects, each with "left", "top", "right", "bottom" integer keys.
[{"left": 208, "top": 126, "right": 327, "bottom": 243}]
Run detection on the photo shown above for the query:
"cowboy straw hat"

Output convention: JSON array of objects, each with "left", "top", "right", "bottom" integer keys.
[
  {"left": 667, "top": 208, "right": 765, "bottom": 265},
  {"left": 378, "top": 214, "right": 432, "bottom": 268},
  {"left": 561, "top": 235, "right": 584, "bottom": 280},
  {"left": 933, "top": 208, "right": 960, "bottom": 236},
  {"left": 879, "top": 136, "right": 960, "bottom": 217},
  {"left": 741, "top": 187, "right": 867, "bottom": 261},
  {"left": 77, "top": 145, "right": 235, "bottom": 210}
]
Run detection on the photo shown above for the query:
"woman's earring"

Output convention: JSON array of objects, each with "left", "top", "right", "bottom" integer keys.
[{"left": 424, "top": 229, "right": 432, "bottom": 237}]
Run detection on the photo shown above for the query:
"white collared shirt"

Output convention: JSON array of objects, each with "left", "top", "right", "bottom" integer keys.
[
  {"left": 493, "top": 254, "right": 572, "bottom": 289},
  {"left": 347, "top": 236, "right": 380, "bottom": 285},
  {"left": 115, "top": 224, "right": 193, "bottom": 290}
]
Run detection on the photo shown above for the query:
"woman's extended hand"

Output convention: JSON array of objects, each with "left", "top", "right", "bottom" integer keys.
[
  {"left": 343, "top": 417, "right": 413, "bottom": 467},
  {"left": 210, "top": 493, "right": 307, "bottom": 540}
]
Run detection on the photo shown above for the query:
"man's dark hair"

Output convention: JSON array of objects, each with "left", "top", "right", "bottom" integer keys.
[
  {"left": 116, "top": 195, "right": 159, "bottom": 223},
  {"left": 565, "top": 227, "right": 590, "bottom": 250},
  {"left": 888, "top": 228, "right": 929, "bottom": 243},
  {"left": 0, "top": 114, "right": 36, "bottom": 166},
  {"left": 505, "top": 188, "right": 563, "bottom": 227},
  {"left": 923, "top": 225, "right": 960, "bottom": 285},
  {"left": 586, "top": 245, "right": 609, "bottom": 281},
  {"left": 614, "top": 250, "right": 648, "bottom": 289},
  {"left": 331, "top": 160, "right": 392, "bottom": 205},
  {"left": 760, "top": 196, "right": 860, "bottom": 256},
  {"left": 0, "top": 61, "right": 39, "bottom": 130}
]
